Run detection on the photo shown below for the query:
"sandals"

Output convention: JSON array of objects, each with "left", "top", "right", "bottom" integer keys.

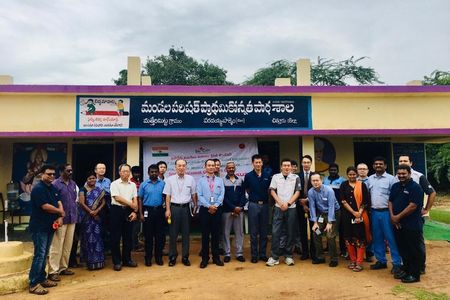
[
  {"left": 347, "top": 262, "right": 356, "bottom": 269},
  {"left": 41, "top": 279, "right": 58, "bottom": 288},
  {"left": 353, "top": 264, "right": 364, "bottom": 272},
  {"left": 29, "top": 284, "right": 48, "bottom": 295}
]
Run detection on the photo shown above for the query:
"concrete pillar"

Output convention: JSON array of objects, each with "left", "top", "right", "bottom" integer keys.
[
  {"left": 296, "top": 59, "right": 311, "bottom": 86},
  {"left": 406, "top": 80, "right": 423, "bottom": 86},
  {"left": 0, "top": 75, "right": 13, "bottom": 85},
  {"left": 127, "top": 57, "right": 141, "bottom": 86},
  {"left": 302, "top": 136, "right": 315, "bottom": 171},
  {"left": 141, "top": 75, "right": 152, "bottom": 86},
  {"left": 0, "top": 241, "right": 32, "bottom": 294},
  {"left": 127, "top": 136, "right": 140, "bottom": 167},
  {"left": 274, "top": 78, "right": 291, "bottom": 86}
]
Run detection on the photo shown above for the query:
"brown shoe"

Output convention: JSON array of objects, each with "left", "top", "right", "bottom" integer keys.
[
  {"left": 48, "top": 273, "right": 60, "bottom": 282},
  {"left": 29, "top": 284, "right": 48, "bottom": 295},
  {"left": 60, "top": 269, "right": 75, "bottom": 275},
  {"left": 41, "top": 280, "right": 57, "bottom": 288}
]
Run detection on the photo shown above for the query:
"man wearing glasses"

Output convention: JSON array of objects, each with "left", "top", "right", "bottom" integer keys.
[
  {"left": 48, "top": 164, "right": 78, "bottom": 282},
  {"left": 29, "top": 165, "right": 65, "bottom": 295}
]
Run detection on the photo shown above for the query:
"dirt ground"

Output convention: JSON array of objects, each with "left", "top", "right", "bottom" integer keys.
[{"left": 4, "top": 237, "right": 449, "bottom": 300}]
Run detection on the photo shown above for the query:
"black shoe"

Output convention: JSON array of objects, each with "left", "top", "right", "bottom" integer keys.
[
  {"left": 145, "top": 258, "right": 152, "bottom": 267},
  {"left": 300, "top": 254, "right": 309, "bottom": 261},
  {"left": 213, "top": 259, "right": 224, "bottom": 266},
  {"left": 113, "top": 264, "right": 122, "bottom": 271},
  {"left": 168, "top": 258, "right": 176, "bottom": 267},
  {"left": 236, "top": 256, "right": 245, "bottom": 262},
  {"left": 365, "top": 256, "right": 374, "bottom": 262},
  {"left": 182, "top": 257, "right": 191, "bottom": 266},
  {"left": 391, "top": 265, "right": 402, "bottom": 275},
  {"left": 370, "top": 261, "right": 387, "bottom": 270},
  {"left": 224, "top": 256, "right": 231, "bottom": 263},
  {"left": 251, "top": 257, "right": 258, "bottom": 264},
  {"left": 155, "top": 257, "right": 164, "bottom": 266},
  {"left": 394, "top": 270, "right": 407, "bottom": 279},
  {"left": 259, "top": 256, "right": 268, "bottom": 262},
  {"left": 401, "top": 275, "right": 420, "bottom": 283},
  {"left": 123, "top": 261, "right": 138, "bottom": 267},
  {"left": 329, "top": 261, "right": 338, "bottom": 267},
  {"left": 312, "top": 258, "right": 325, "bottom": 264},
  {"left": 200, "top": 260, "right": 208, "bottom": 268}
]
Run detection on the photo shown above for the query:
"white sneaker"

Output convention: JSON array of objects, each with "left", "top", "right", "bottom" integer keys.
[
  {"left": 266, "top": 257, "right": 279, "bottom": 267},
  {"left": 285, "top": 257, "right": 295, "bottom": 266}
]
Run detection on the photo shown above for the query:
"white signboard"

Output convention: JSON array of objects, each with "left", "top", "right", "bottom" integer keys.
[
  {"left": 143, "top": 138, "right": 258, "bottom": 181},
  {"left": 78, "top": 97, "right": 130, "bottom": 130}
]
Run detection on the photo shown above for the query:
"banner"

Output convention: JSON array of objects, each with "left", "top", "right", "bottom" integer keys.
[
  {"left": 143, "top": 138, "right": 258, "bottom": 181},
  {"left": 77, "top": 95, "right": 311, "bottom": 131}
]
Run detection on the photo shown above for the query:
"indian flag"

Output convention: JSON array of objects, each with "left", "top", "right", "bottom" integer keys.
[{"left": 152, "top": 146, "right": 169, "bottom": 157}]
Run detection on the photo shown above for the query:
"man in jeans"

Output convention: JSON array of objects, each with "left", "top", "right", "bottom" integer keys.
[
  {"left": 29, "top": 165, "right": 65, "bottom": 295},
  {"left": 308, "top": 173, "right": 341, "bottom": 267},
  {"left": 48, "top": 164, "right": 78, "bottom": 282},
  {"left": 266, "top": 159, "right": 301, "bottom": 267}
]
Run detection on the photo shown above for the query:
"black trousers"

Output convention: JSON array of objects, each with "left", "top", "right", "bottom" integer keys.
[
  {"left": 143, "top": 206, "right": 165, "bottom": 260},
  {"left": 394, "top": 227, "right": 424, "bottom": 279},
  {"left": 110, "top": 205, "right": 134, "bottom": 265},
  {"left": 296, "top": 205, "right": 316, "bottom": 259},
  {"left": 200, "top": 206, "right": 222, "bottom": 261}
]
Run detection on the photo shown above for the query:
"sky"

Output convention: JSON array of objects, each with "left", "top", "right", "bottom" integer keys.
[{"left": 1, "top": 0, "right": 449, "bottom": 85}]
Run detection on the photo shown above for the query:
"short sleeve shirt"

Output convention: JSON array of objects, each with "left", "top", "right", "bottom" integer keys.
[
  {"left": 389, "top": 180, "right": 424, "bottom": 231},
  {"left": 269, "top": 173, "right": 301, "bottom": 208},
  {"left": 110, "top": 178, "right": 137, "bottom": 206},
  {"left": 29, "top": 181, "right": 60, "bottom": 233},
  {"left": 163, "top": 174, "right": 196, "bottom": 204},
  {"left": 138, "top": 178, "right": 165, "bottom": 207}
]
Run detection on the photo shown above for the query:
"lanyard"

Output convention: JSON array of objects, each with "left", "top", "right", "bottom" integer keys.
[{"left": 207, "top": 176, "right": 215, "bottom": 193}]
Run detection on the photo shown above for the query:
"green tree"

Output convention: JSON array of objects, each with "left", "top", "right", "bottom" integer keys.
[
  {"left": 426, "top": 143, "right": 450, "bottom": 188},
  {"left": 243, "top": 56, "right": 383, "bottom": 86},
  {"left": 113, "top": 47, "right": 233, "bottom": 85},
  {"left": 423, "top": 70, "right": 450, "bottom": 85}
]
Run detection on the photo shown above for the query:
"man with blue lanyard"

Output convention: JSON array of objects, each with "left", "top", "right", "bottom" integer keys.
[
  {"left": 367, "top": 156, "right": 402, "bottom": 278},
  {"left": 243, "top": 154, "right": 271, "bottom": 263},
  {"left": 197, "top": 159, "right": 225, "bottom": 268},
  {"left": 138, "top": 164, "right": 165, "bottom": 267}
]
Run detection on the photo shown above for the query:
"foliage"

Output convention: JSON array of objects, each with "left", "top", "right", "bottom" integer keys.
[
  {"left": 243, "top": 56, "right": 383, "bottom": 86},
  {"left": 429, "top": 209, "right": 450, "bottom": 225},
  {"left": 423, "top": 70, "right": 450, "bottom": 86},
  {"left": 113, "top": 69, "right": 127, "bottom": 85},
  {"left": 392, "top": 284, "right": 449, "bottom": 299},
  {"left": 426, "top": 143, "right": 450, "bottom": 190}
]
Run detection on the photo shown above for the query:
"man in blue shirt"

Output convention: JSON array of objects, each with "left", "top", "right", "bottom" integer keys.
[
  {"left": 367, "top": 156, "right": 402, "bottom": 277},
  {"left": 138, "top": 164, "right": 165, "bottom": 267},
  {"left": 308, "top": 173, "right": 341, "bottom": 267},
  {"left": 28, "top": 165, "right": 65, "bottom": 295},
  {"left": 389, "top": 164, "right": 424, "bottom": 283},
  {"left": 243, "top": 154, "right": 271, "bottom": 263},
  {"left": 197, "top": 159, "right": 225, "bottom": 268},
  {"left": 323, "top": 163, "right": 347, "bottom": 258}
]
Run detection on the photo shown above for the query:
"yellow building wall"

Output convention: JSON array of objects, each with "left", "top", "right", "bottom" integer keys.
[
  {"left": 0, "top": 94, "right": 75, "bottom": 132},
  {"left": 312, "top": 94, "right": 450, "bottom": 129}
]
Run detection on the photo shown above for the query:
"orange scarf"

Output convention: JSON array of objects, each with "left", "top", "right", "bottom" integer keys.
[{"left": 353, "top": 181, "right": 372, "bottom": 243}]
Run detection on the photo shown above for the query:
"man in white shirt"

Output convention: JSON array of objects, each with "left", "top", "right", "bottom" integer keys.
[{"left": 110, "top": 164, "right": 138, "bottom": 271}]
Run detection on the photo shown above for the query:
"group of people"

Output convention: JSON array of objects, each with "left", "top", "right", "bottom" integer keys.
[{"left": 27, "top": 153, "right": 435, "bottom": 295}]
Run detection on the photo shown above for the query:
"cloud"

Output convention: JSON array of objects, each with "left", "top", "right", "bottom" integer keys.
[{"left": 0, "top": 0, "right": 448, "bottom": 85}]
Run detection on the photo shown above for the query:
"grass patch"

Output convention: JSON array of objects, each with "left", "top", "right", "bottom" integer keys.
[
  {"left": 423, "top": 219, "right": 450, "bottom": 241},
  {"left": 392, "top": 285, "right": 449, "bottom": 299},
  {"left": 430, "top": 209, "right": 450, "bottom": 225}
]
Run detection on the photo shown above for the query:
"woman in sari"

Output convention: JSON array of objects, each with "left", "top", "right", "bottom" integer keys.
[
  {"left": 79, "top": 171, "right": 106, "bottom": 270},
  {"left": 339, "top": 166, "right": 371, "bottom": 272}
]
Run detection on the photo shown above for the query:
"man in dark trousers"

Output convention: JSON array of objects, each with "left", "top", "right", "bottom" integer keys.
[
  {"left": 296, "top": 155, "right": 316, "bottom": 260},
  {"left": 243, "top": 154, "right": 271, "bottom": 263},
  {"left": 389, "top": 164, "right": 424, "bottom": 283}
]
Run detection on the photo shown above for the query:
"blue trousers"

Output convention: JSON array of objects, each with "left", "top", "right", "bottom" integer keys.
[
  {"left": 248, "top": 202, "right": 269, "bottom": 259},
  {"left": 29, "top": 231, "right": 54, "bottom": 287},
  {"left": 371, "top": 210, "right": 401, "bottom": 266}
]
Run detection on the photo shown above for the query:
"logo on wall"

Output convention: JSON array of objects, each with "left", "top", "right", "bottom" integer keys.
[
  {"left": 314, "top": 137, "right": 336, "bottom": 173},
  {"left": 78, "top": 97, "right": 130, "bottom": 129}
]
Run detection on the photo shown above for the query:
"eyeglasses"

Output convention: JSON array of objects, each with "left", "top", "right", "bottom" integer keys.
[{"left": 45, "top": 172, "right": 56, "bottom": 176}]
